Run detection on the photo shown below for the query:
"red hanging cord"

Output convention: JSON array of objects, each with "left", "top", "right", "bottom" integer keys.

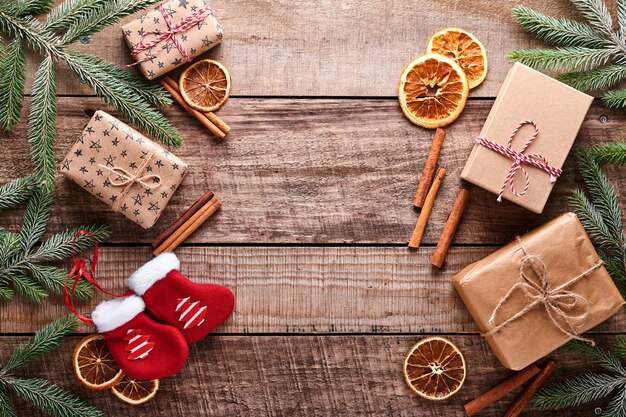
[{"left": 64, "top": 230, "right": 134, "bottom": 325}]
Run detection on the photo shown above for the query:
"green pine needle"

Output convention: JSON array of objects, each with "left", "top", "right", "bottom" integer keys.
[
  {"left": 507, "top": 46, "right": 613, "bottom": 71},
  {"left": 604, "top": 387, "right": 626, "bottom": 417},
  {"left": 0, "top": 176, "right": 33, "bottom": 211},
  {"left": 45, "top": 0, "right": 109, "bottom": 32},
  {"left": 28, "top": 264, "right": 93, "bottom": 299},
  {"left": 558, "top": 65, "right": 626, "bottom": 91},
  {"left": 571, "top": 0, "right": 615, "bottom": 36},
  {"left": 533, "top": 373, "right": 625, "bottom": 410},
  {"left": 7, "top": 377, "right": 104, "bottom": 417},
  {"left": 3, "top": 315, "right": 78, "bottom": 372},
  {"left": 19, "top": 185, "right": 53, "bottom": 251},
  {"left": 565, "top": 340, "right": 626, "bottom": 376},
  {"left": 11, "top": 274, "right": 48, "bottom": 303},
  {"left": 66, "top": 51, "right": 183, "bottom": 146},
  {"left": 512, "top": 5, "right": 606, "bottom": 48},
  {"left": 619, "top": 0, "right": 626, "bottom": 39},
  {"left": 28, "top": 55, "right": 57, "bottom": 186},
  {"left": 2, "top": 0, "right": 55, "bottom": 17},
  {"left": 0, "top": 285, "right": 14, "bottom": 301},
  {"left": 0, "top": 39, "right": 26, "bottom": 131},
  {"left": 0, "top": 232, "right": 23, "bottom": 267},
  {"left": 62, "top": 0, "right": 160, "bottom": 45},
  {"left": 603, "top": 89, "right": 626, "bottom": 108},
  {"left": 0, "top": 388, "right": 16, "bottom": 417},
  {"left": 589, "top": 142, "right": 626, "bottom": 166},
  {"left": 33, "top": 222, "right": 111, "bottom": 262}
]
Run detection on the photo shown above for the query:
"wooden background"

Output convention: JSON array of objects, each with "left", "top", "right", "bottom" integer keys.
[{"left": 1, "top": 0, "right": 625, "bottom": 415}]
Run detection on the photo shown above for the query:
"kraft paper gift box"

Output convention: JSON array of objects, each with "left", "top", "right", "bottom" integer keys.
[
  {"left": 61, "top": 111, "right": 188, "bottom": 229},
  {"left": 122, "top": 0, "right": 223, "bottom": 80},
  {"left": 461, "top": 63, "right": 593, "bottom": 213},
  {"left": 452, "top": 213, "right": 624, "bottom": 370}
]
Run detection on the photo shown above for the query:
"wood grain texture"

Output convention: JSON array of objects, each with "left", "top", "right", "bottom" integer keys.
[
  {"left": 1, "top": 334, "right": 619, "bottom": 417},
  {"left": 0, "top": 99, "right": 623, "bottom": 245},
  {"left": 24, "top": 0, "right": 590, "bottom": 97},
  {"left": 2, "top": 246, "right": 623, "bottom": 333}
]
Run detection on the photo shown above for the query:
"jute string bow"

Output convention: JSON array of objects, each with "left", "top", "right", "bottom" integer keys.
[
  {"left": 474, "top": 120, "right": 562, "bottom": 202},
  {"left": 484, "top": 237, "right": 603, "bottom": 345},
  {"left": 98, "top": 150, "right": 161, "bottom": 210},
  {"left": 125, "top": 3, "right": 213, "bottom": 67}
]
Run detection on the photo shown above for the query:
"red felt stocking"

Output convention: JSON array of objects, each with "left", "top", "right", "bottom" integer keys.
[
  {"left": 91, "top": 295, "right": 189, "bottom": 380},
  {"left": 127, "top": 253, "right": 235, "bottom": 343}
]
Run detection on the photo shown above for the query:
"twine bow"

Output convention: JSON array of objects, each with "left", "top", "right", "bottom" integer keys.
[
  {"left": 484, "top": 237, "right": 603, "bottom": 345},
  {"left": 98, "top": 150, "right": 161, "bottom": 210},
  {"left": 474, "top": 120, "right": 562, "bottom": 202},
  {"left": 124, "top": 3, "right": 213, "bottom": 68}
]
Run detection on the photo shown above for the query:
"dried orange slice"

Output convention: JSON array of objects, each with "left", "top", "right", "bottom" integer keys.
[
  {"left": 179, "top": 59, "right": 232, "bottom": 112},
  {"left": 398, "top": 54, "right": 468, "bottom": 129},
  {"left": 403, "top": 336, "right": 466, "bottom": 401},
  {"left": 73, "top": 334, "right": 124, "bottom": 390},
  {"left": 427, "top": 28, "right": 488, "bottom": 89},
  {"left": 111, "top": 375, "right": 159, "bottom": 405}
]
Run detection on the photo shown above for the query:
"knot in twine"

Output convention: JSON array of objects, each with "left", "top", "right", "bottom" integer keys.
[
  {"left": 484, "top": 237, "right": 603, "bottom": 345},
  {"left": 474, "top": 120, "right": 562, "bottom": 202},
  {"left": 98, "top": 150, "right": 161, "bottom": 210},
  {"left": 124, "top": 3, "right": 213, "bottom": 67}
]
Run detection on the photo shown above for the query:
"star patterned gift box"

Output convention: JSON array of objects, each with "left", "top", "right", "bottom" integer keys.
[
  {"left": 61, "top": 111, "right": 188, "bottom": 229},
  {"left": 122, "top": 0, "right": 223, "bottom": 80}
]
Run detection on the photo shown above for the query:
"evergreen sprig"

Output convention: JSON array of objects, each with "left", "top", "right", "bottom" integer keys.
[
  {"left": 533, "top": 340, "right": 626, "bottom": 416},
  {"left": 0, "top": 316, "right": 104, "bottom": 417},
  {"left": 509, "top": 1, "right": 626, "bottom": 108}
]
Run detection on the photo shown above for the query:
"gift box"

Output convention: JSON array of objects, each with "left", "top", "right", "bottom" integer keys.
[
  {"left": 461, "top": 63, "right": 593, "bottom": 213},
  {"left": 61, "top": 111, "right": 189, "bottom": 229},
  {"left": 122, "top": 0, "right": 223, "bottom": 80},
  {"left": 453, "top": 213, "right": 623, "bottom": 370}
]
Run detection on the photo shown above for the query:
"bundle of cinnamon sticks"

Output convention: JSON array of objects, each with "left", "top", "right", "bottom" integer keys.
[
  {"left": 152, "top": 190, "right": 221, "bottom": 255},
  {"left": 161, "top": 76, "right": 230, "bottom": 140},
  {"left": 408, "top": 128, "right": 470, "bottom": 268}
]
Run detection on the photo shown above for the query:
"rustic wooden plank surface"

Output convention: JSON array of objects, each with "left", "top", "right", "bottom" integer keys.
[
  {"left": 1, "top": 99, "right": 623, "bottom": 245},
  {"left": 2, "top": 246, "right": 624, "bottom": 334},
  {"left": 1, "top": 334, "right": 617, "bottom": 417},
  {"left": 25, "top": 0, "right": 589, "bottom": 97}
]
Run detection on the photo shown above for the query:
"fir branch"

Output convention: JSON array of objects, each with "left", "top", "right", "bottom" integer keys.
[
  {"left": 11, "top": 274, "right": 48, "bottom": 303},
  {"left": 62, "top": 0, "right": 160, "bottom": 45},
  {"left": 599, "top": 250, "right": 626, "bottom": 283},
  {"left": 619, "top": 0, "right": 626, "bottom": 39},
  {"left": 604, "top": 386, "right": 626, "bottom": 417},
  {"left": 6, "top": 377, "right": 104, "bottom": 417},
  {"left": 0, "top": 176, "right": 33, "bottom": 211},
  {"left": 0, "top": 12, "right": 61, "bottom": 57},
  {"left": 569, "top": 189, "right": 618, "bottom": 250},
  {"left": 570, "top": 0, "right": 615, "bottom": 36},
  {"left": 558, "top": 65, "right": 626, "bottom": 91},
  {"left": 589, "top": 142, "right": 626, "bottom": 165},
  {"left": 0, "top": 388, "right": 16, "bottom": 417},
  {"left": 512, "top": 5, "right": 606, "bottom": 48},
  {"left": 2, "top": 315, "right": 78, "bottom": 372},
  {"left": 506, "top": 46, "right": 613, "bottom": 71},
  {"left": 45, "top": 0, "right": 108, "bottom": 32},
  {"left": 28, "top": 263, "right": 93, "bottom": 299},
  {"left": 19, "top": 185, "right": 53, "bottom": 252},
  {"left": 28, "top": 55, "right": 57, "bottom": 186},
  {"left": 33, "top": 222, "right": 111, "bottom": 262},
  {"left": 0, "top": 0, "right": 55, "bottom": 17},
  {"left": 0, "top": 285, "right": 14, "bottom": 301},
  {"left": 0, "top": 39, "right": 26, "bottom": 131},
  {"left": 0, "top": 233, "right": 22, "bottom": 266},
  {"left": 66, "top": 51, "right": 183, "bottom": 146},
  {"left": 603, "top": 89, "right": 626, "bottom": 108},
  {"left": 616, "top": 337, "right": 626, "bottom": 361},
  {"left": 533, "top": 373, "right": 625, "bottom": 410},
  {"left": 565, "top": 340, "right": 626, "bottom": 376}
]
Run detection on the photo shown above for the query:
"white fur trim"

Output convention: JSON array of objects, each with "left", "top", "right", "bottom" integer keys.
[
  {"left": 92, "top": 295, "right": 145, "bottom": 333},
  {"left": 127, "top": 252, "right": 180, "bottom": 296}
]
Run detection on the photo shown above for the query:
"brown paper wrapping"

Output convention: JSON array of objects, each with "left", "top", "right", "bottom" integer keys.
[
  {"left": 122, "top": 0, "right": 223, "bottom": 80},
  {"left": 60, "top": 111, "right": 188, "bottom": 229},
  {"left": 453, "top": 213, "right": 623, "bottom": 370},
  {"left": 461, "top": 63, "right": 593, "bottom": 213}
]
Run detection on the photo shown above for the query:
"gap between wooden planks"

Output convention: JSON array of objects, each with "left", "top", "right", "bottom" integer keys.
[
  {"left": 2, "top": 246, "right": 624, "bottom": 333},
  {"left": 0, "top": 98, "right": 623, "bottom": 245},
  {"left": 0, "top": 334, "right": 619, "bottom": 417}
]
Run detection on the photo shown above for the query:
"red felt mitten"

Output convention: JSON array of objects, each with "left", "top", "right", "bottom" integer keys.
[
  {"left": 127, "top": 253, "right": 235, "bottom": 343},
  {"left": 91, "top": 295, "right": 188, "bottom": 380}
]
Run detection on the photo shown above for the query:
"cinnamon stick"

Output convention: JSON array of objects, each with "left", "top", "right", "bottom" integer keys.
[
  {"left": 413, "top": 128, "right": 446, "bottom": 208},
  {"left": 431, "top": 187, "right": 470, "bottom": 268},
  {"left": 153, "top": 195, "right": 221, "bottom": 255},
  {"left": 161, "top": 77, "right": 226, "bottom": 140},
  {"left": 205, "top": 111, "right": 231, "bottom": 134},
  {"left": 409, "top": 167, "right": 446, "bottom": 248},
  {"left": 151, "top": 190, "right": 215, "bottom": 248},
  {"left": 464, "top": 364, "right": 541, "bottom": 416},
  {"left": 504, "top": 361, "right": 556, "bottom": 417}
]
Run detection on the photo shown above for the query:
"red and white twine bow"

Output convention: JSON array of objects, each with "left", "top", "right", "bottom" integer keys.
[
  {"left": 474, "top": 120, "right": 562, "bottom": 202},
  {"left": 124, "top": 3, "right": 213, "bottom": 68}
]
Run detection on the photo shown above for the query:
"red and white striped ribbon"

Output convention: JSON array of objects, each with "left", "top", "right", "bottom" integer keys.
[
  {"left": 474, "top": 120, "right": 562, "bottom": 202},
  {"left": 124, "top": 3, "right": 213, "bottom": 68}
]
